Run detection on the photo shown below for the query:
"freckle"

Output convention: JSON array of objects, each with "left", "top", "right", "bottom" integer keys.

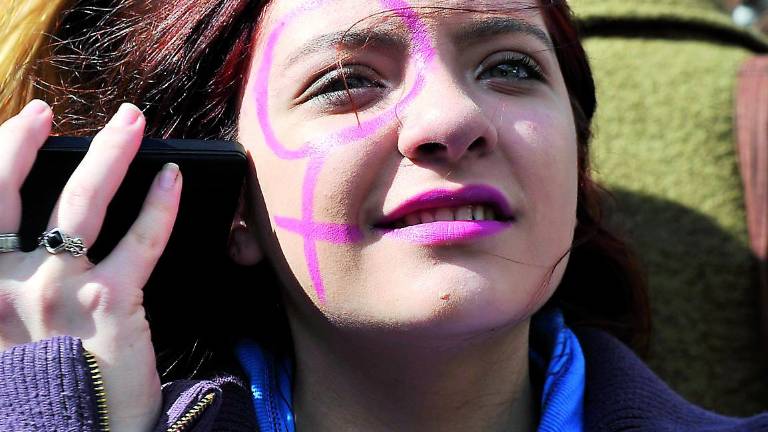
[{"left": 440, "top": 294, "right": 450, "bottom": 301}]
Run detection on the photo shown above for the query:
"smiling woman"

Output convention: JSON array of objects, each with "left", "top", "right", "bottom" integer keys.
[{"left": 1, "top": 0, "right": 766, "bottom": 431}]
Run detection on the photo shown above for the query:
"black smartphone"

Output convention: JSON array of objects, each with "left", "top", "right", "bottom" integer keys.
[{"left": 19, "top": 136, "right": 247, "bottom": 297}]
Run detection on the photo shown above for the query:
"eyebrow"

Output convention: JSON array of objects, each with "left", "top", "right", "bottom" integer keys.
[
  {"left": 451, "top": 16, "right": 554, "bottom": 51},
  {"left": 284, "top": 28, "right": 409, "bottom": 67},
  {"left": 283, "top": 15, "right": 553, "bottom": 68}
]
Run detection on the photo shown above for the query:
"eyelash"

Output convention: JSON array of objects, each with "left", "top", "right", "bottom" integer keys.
[
  {"left": 302, "top": 65, "right": 384, "bottom": 108},
  {"left": 302, "top": 52, "right": 545, "bottom": 108},
  {"left": 476, "top": 52, "right": 545, "bottom": 82}
]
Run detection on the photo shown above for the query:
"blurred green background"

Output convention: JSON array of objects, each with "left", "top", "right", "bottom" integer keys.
[{"left": 570, "top": 0, "right": 768, "bottom": 416}]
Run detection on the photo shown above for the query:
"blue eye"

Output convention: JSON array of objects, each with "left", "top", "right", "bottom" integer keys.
[
  {"left": 318, "top": 75, "right": 378, "bottom": 94},
  {"left": 477, "top": 53, "right": 545, "bottom": 82},
  {"left": 303, "top": 65, "right": 385, "bottom": 108}
]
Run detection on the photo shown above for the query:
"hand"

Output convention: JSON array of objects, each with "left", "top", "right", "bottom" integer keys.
[{"left": 0, "top": 100, "right": 182, "bottom": 432}]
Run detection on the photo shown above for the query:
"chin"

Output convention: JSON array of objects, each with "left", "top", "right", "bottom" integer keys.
[{"left": 332, "top": 261, "right": 548, "bottom": 338}]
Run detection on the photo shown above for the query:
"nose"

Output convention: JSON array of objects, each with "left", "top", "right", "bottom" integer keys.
[{"left": 397, "top": 72, "right": 498, "bottom": 165}]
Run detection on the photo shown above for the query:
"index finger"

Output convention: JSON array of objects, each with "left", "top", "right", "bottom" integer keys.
[{"left": 46, "top": 103, "right": 144, "bottom": 247}]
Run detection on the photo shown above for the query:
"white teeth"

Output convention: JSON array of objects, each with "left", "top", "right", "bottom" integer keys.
[
  {"left": 405, "top": 213, "right": 421, "bottom": 226},
  {"left": 472, "top": 206, "right": 485, "bottom": 221},
  {"left": 456, "top": 206, "right": 473, "bottom": 221},
  {"left": 435, "top": 208, "right": 453, "bottom": 222},
  {"left": 395, "top": 205, "right": 499, "bottom": 227}
]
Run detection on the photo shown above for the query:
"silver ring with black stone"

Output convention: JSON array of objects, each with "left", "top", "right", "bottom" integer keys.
[
  {"left": 38, "top": 228, "right": 88, "bottom": 257},
  {"left": 0, "top": 234, "right": 22, "bottom": 253}
]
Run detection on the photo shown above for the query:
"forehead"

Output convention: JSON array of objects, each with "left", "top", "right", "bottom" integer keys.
[{"left": 260, "top": 0, "right": 548, "bottom": 46}]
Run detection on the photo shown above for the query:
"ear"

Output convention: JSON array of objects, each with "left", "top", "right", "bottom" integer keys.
[
  {"left": 228, "top": 191, "right": 263, "bottom": 266},
  {"left": 229, "top": 218, "right": 263, "bottom": 265}
]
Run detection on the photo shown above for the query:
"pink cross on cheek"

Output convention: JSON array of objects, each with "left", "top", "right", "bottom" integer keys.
[{"left": 254, "top": 0, "right": 436, "bottom": 303}]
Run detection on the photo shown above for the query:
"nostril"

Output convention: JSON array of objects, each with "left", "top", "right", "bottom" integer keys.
[
  {"left": 468, "top": 137, "right": 486, "bottom": 152},
  {"left": 417, "top": 142, "right": 446, "bottom": 156}
]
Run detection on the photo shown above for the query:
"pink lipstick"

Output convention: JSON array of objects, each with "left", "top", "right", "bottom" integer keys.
[{"left": 374, "top": 185, "right": 515, "bottom": 245}]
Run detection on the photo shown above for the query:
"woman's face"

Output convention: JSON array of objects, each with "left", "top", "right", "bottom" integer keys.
[{"left": 237, "top": 0, "right": 578, "bottom": 337}]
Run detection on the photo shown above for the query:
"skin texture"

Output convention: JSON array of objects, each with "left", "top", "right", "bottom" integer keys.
[{"left": 234, "top": 0, "right": 579, "bottom": 430}]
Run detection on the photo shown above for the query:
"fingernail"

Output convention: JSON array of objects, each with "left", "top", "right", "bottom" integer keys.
[
  {"left": 159, "top": 163, "right": 180, "bottom": 190},
  {"left": 110, "top": 103, "right": 140, "bottom": 126},
  {"left": 20, "top": 99, "right": 49, "bottom": 116}
]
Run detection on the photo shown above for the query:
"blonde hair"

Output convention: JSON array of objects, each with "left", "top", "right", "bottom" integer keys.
[{"left": 0, "top": 0, "right": 68, "bottom": 122}]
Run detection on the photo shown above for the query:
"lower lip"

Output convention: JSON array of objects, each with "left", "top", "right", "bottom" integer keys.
[{"left": 376, "top": 220, "right": 511, "bottom": 245}]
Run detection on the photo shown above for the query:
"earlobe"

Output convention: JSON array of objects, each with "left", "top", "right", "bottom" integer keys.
[
  {"left": 229, "top": 219, "right": 264, "bottom": 265},
  {"left": 228, "top": 174, "right": 264, "bottom": 266},
  {"left": 228, "top": 179, "right": 264, "bottom": 265}
]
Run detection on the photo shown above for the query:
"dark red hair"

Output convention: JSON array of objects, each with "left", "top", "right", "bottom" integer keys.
[
  {"left": 541, "top": 2, "right": 650, "bottom": 352},
  {"left": 37, "top": 0, "right": 649, "bottom": 379}
]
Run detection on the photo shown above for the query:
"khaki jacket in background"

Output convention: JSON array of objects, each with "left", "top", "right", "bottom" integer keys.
[{"left": 570, "top": 0, "right": 768, "bottom": 416}]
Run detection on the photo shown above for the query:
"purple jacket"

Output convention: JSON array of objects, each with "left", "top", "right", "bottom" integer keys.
[{"left": 2, "top": 328, "right": 767, "bottom": 431}]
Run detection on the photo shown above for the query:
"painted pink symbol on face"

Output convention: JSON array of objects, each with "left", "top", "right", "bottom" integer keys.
[{"left": 254, "top": 0, "right": 436, "bottom": 303}]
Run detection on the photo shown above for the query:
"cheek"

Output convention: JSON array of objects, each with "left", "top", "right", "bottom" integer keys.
[
  {"left": 247, "top": 148, "right": 314, "bottom": 291},
  {"left": 495, "top": 111, "right": 578, "bottom": 316},
  {"left": 238, "top": 96, "right": 398, "bottom": 304},
  {"left": 238, "top": 101, "right": 316, "bottom": 296},
  {"left": 513, "top": 115, "right": 578, "bottom": 197},
  {"left": 243, "top": 134, "right": 306, "bottom": 219},
  {"left": 504, "top": 109, "right": 578, "bottom": 257}
]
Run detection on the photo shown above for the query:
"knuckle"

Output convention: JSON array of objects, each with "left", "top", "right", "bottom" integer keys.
[
  {"left": 130, "top": 226, "right": 164, "bottom": 256},
  {"left": 131, "top": 307, "right": 151, "bottom": 334},
  {"left": 150, "top": 196, "right": 177, "bottom": 217},
  {"left": 60, "top": 182, "right": 101, "bottom": 211},
  {"left": 78, "top": 282, "right": 109, "bottom": 314},
  {"left": 35, "top": 281, "right": 66, "bottom": 321}
]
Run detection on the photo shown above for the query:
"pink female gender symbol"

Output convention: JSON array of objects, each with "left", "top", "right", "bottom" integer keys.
[{"left": 254, "top": 0, "right": 437, "bottom": 302}]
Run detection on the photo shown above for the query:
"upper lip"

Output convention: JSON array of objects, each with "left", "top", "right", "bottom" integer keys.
[{"left": 374, "top": 184, "right": 516, "bottom": 228}]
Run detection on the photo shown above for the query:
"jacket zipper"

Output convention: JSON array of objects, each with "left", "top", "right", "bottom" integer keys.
[
  {"left": 165, "top": 392, "right": 217, "bottom": 432},
  {"left": 83, "top": 350, "right": 111, "bottom": 432},
  {"left": 83, "top": 349, "right": 217, "bottom": 432}
]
